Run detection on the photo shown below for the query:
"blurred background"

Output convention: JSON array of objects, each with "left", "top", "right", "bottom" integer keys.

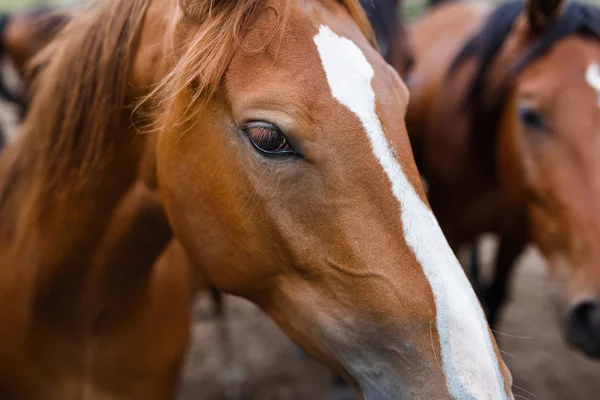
[
  {"left": 2, "top": 0, "right": 600, "bottom": 399},
  {"left": 1, "top": 0, "right": 78, "bottom": 11}
]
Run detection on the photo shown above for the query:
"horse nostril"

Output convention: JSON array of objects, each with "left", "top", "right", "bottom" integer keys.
[{"left": 567, "top": 300, "right": 600, "bottom": 358}]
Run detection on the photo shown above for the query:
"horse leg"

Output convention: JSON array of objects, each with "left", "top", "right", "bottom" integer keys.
[{"left": 482, "top": 232, "right": 527, "bottom": 328}]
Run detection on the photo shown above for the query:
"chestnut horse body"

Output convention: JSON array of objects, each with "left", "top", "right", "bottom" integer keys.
[
  {"left": 407, "top": 0, "right": 600, "bottom": 357},
  {"left": 0, "top": 0, "right": 511, "bottom": 398}
]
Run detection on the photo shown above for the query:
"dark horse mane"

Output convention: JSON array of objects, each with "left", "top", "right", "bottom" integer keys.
[{"left": 448, "top": 0, "right": 600, "bottom": 177}]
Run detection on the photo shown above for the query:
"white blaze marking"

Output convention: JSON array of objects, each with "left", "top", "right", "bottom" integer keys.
[
  {"left": 313, "top": 25, "right": 510, "bottom": 399},
  {"left": 586, "top": 62, "right": 600, "bottom": 107}
]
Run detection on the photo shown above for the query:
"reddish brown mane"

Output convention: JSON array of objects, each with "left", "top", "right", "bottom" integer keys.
[
  {"left": 146, "top": 0, "right": 374, "bottom": 131},
  {"left": 145, "top": 0, "right": 279, "bottom": 126},
  {"left": 0, "top": 0, "right": 150, "bottom": 220}
]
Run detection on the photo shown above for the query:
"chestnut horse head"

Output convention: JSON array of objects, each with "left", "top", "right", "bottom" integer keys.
[
  {"left": 148, "top": 0, "right": 511, "bottom": 396},
  {"left": 0, "top": 0, "right": 512, "bottom": 397},
  {"left": 451, "top": 0, "right": 600, "bottom": 357}
]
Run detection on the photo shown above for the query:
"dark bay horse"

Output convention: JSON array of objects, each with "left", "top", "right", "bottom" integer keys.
[
  {"left": 0, "top": 0, "right": 512, "bottom": 398},
  {"left": 407, "top": 0, "right": 600, "bottom": 357}
]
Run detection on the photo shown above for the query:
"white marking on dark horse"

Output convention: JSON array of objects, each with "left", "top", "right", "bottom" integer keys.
[
  {"left": 586, "top": 63, "right": 600, "bottom": 107},
  {"left": 314, "top": 25, "right": 510, "bottom": 400}
]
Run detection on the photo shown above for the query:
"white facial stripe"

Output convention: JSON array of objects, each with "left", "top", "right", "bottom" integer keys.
[
  {"left": 314, "top": 25, "right": 510, "bottom": 399},
  {"left": 586, "top": 62, "right": 600, "bottom": 107}
]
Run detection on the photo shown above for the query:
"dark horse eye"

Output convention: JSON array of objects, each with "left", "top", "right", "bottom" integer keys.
[
  {"left": 518, "top": 106, "right": 547, "bottom": 131},
  {"left": 244, "top": 122, "right": 295, "bottom": 155}
]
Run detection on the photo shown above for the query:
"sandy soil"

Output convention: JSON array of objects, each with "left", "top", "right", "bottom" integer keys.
[{"left": 479, "top": 238, "right": 600, "bottom": 400}]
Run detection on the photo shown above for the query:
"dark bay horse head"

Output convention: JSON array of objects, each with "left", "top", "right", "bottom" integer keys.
[{"left": 452, "top": 0, "right": 600, "bottom": 357}]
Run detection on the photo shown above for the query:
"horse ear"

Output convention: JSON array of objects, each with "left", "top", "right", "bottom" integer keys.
[{"left": 526, "top": 0, "right": 568, "bottom": 34}]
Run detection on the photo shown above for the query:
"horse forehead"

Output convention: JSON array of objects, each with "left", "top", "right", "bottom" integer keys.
[
  {"left": 555, "top": 39, "right": 600, "bottom": 109},
  {"left": 314, "top": 26, "right": 375, "bottom": 108},
  {"left": 546, "top": 39, "right": 599, "bottom": 73},
  {"left": 516, "top": 38, "right": 600, "bottom": 96},
  {"left": 225, "top": 3, "right": 395, "bottom": 123},
  {"left": 548, "top": 39, "right": 600, "bottom": 108},
  {"left": 312, "top": 21, "right": 404, "bottom": 110}
]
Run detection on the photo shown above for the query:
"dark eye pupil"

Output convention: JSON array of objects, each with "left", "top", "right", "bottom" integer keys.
[
  {"left": 245, "top": 124, "right": 293, "bottom": 155},
  {"left": 518, "top": 107, "right": 546, "bottom": 131},
  {"left": 251, "top": 127, "right": 285, "bottom": 151}
]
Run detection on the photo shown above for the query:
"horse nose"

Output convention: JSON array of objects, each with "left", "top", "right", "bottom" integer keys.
[{"left": 567, "top": 299, "right": 600, "bottom": 357}]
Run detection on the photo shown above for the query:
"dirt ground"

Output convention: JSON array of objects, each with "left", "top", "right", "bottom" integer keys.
[
  {"left": 480, "top": 238, "right": 600, "bottom": 400},
  {"left": 2, "top": 81, "right": 600, "bottom": 400}
]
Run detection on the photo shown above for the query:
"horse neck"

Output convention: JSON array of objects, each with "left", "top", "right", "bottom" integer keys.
[
  {"left": 80, "top": 179, "right": 175, "bottom": 316},
  {"left": 0, "top": 116, "right": 143, "bottom": 307}
]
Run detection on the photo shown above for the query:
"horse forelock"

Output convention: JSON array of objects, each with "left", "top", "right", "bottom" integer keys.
[{"left": 142, "top": 0, "right": 374, "bottom": 133}]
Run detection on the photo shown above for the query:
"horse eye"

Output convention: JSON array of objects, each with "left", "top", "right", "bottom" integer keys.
[
  {"left": 244, "top": 122, "right": 295, "bottom": 155},
  {"left": 518, "top": 106, "right": 547, "bottom": 131}
]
